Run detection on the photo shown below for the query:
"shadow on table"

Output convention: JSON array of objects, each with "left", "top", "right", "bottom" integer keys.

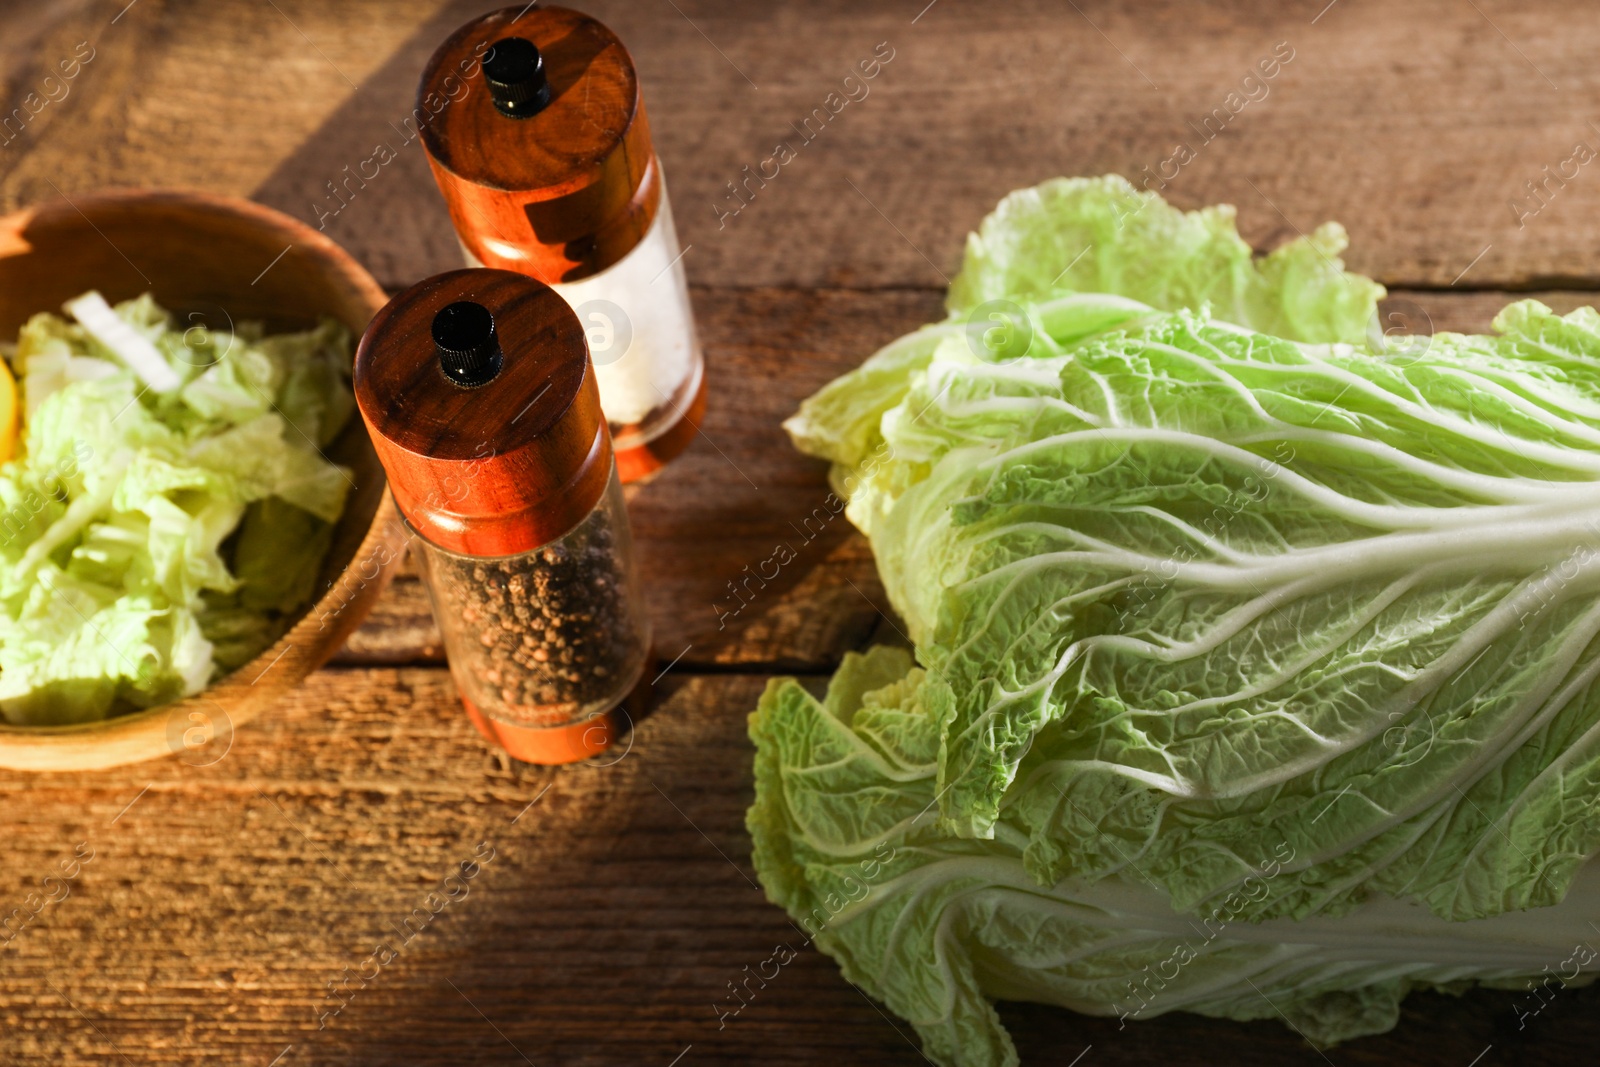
[{"left": 248, "top": 0, "right": 505, "bottom": 291}]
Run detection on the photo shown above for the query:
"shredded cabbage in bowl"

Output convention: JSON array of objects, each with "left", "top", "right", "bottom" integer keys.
[{"left": 0, "top": 290, "right": 354, "bottom": 725}]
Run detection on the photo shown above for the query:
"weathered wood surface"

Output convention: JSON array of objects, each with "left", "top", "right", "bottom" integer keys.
[
  {"left": 12, "top": 0, "right": 1600, "bottom": 292},
  {"left": 5, "top": 0, "right": 1600, "bottom": 1064},
  {"left": 8, "top": 669, "right": 1600, "bottom": 1067}
]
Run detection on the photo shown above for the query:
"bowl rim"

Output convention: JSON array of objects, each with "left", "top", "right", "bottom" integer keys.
[
  {"left": 0, "top": 187, "right": 407, "bottom": 770},
  {"left": 2, "top": 185, "right": 389, "bottom": 291}
]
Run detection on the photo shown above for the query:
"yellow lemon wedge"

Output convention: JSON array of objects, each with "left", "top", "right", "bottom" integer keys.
[{"left": 0, "top": 355, "right": 15, "bottom": 463}]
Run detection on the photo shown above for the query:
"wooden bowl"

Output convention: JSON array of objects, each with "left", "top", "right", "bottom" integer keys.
[{"left": 0, "top": 189, "right": 407, "bottom": 771}]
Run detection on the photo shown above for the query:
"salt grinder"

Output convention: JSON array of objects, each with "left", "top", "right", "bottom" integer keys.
[
  {"left": 417, "top": 5, "right": 706, "bottom": 483},
  {"left": 354, "top": 269, "right": 650, "bottom": 764}
]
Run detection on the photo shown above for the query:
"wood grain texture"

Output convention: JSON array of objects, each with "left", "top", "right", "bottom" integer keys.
[
  {"left": 354, "top": 267, "right": 613, "bottom": 554},
  {"left": 418, "top": 4, "right": 662, "bottom": 282},
  {"left": 3, "top": 667, "right": 1596, "bottom": 1066},
  {"left": 6, "top": 0, "right": 1600, "bottom": 1063},
  {"left": 9, "top": 0, "right": 1600, "bottom": 290}
]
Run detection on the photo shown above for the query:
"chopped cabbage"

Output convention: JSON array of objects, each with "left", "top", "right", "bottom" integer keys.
[{"left": 0, "top": 292, "right": 354, "bottom": 724}]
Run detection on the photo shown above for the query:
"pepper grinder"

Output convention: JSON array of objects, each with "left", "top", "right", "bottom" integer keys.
[
  {"left": 416, "top": 5, "right": 706, "bottom": 484},
  {"left": 354, "top": 268, "right": 650, "bottom": 764}
]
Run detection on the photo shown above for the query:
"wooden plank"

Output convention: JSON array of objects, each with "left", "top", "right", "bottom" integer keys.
[
  {"left": 1, "top": 666, "right": 1594, "bottom": 1065},
  {"left": 8, "top": 0, "right": 1600, "bottom": 292},
  {"left": 1383, "top": 287, "right": 1597, "bottom": 334}
]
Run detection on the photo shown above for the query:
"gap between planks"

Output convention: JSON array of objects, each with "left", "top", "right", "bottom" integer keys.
[
  {"left": 317, "top": 662, "right": 836, "bottom": 679},
  {"left": 363, "top": 280, "right": 1600, "bottom": 299}
]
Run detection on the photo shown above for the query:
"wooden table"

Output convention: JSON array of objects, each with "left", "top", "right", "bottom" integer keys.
[{"left": 4, "top": 1, "right": 1599, "bottom": 1063}]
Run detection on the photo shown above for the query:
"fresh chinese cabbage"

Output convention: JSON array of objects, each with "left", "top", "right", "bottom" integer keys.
[
  {"left": 750, "top": 177, "right": 1600, "bottom": 1064},
  {"left": 0, "top": 293, "right": 354, "bottom": 724}
]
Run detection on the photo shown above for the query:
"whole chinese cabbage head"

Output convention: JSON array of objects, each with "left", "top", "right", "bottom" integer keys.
[{"left": 750, "top": 176, "right": 1600, "bottom": 1067}]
